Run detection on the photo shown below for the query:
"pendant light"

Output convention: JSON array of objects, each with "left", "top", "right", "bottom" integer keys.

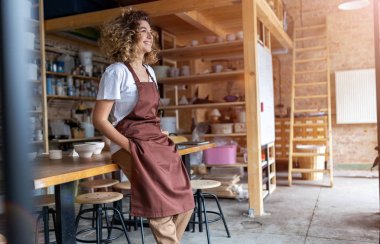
[{"left": 338, "top": 0, "right": 370, "bottom": 10}]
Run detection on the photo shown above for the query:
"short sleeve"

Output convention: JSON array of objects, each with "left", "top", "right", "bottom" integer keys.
[{"left": 97, "top": 65, "right": 124, "bottom": 100}]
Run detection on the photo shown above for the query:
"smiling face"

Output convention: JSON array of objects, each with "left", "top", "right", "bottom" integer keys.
[{"left": 136, "top": 20, "right": 154, "bottom": 54}]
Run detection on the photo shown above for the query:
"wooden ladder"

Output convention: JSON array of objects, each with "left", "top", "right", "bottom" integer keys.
[{"left": 288, "top": 21, "right": 333, "bottom": 187}]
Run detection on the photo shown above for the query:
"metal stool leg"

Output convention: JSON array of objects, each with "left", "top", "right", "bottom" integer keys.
[
  {"left": 196, "top": 190, "right": 203, "bottom": 232},
  {"left": 139, "top": 217, "right": 145, "bottom": 244},
  {"left": 210, "top": 194, "right": 230, "bottom": 237},
  {"left": 95, "top": 205, "right": 102, "bottom": 244},
  {"left": 103, "top": 204, "right": 112, "bottom": 239},
  {"left": 200, "top": 193, "right": 211, "bottom": 244},
  {"left": 42, "top": 206, "right": 50, "bottom": 244},
  {"left": 35, "top": 213, "right": 42, "bottom": 244},
  {"left": 112, "top": 207, "right": 131, "bottom": 244}
]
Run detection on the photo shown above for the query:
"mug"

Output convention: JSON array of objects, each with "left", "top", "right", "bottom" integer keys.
[
  {"left": 180, "top": 65, "right": 190, "bottom": 76},
  {"left": 212, "top": 64, "right": 223, "bottom": 73},
  {"left": 169, "top": 67, "right": 179, "bottom": 77},
  {"left": 49, "top": 150, "right": 62, "bottom": 160},
  {"left": 190, "top": 40, "right": 199, "bottom": 46}
]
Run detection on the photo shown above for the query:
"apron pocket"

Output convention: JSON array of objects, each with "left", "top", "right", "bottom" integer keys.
[{"left": 146, "top": 140, "right": 176, "bottom": 173}]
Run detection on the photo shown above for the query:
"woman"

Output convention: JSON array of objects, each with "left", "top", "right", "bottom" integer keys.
[{"left": 93, "top": 9, "right": 194, "bottom": 244}]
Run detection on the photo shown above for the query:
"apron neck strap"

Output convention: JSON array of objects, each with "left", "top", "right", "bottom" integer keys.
[
  {"left": 125, "top": 63, "right": 141, "bottom": 83},
  {"left": 124, "top": 62, "right": 158, "bottom": 89}
]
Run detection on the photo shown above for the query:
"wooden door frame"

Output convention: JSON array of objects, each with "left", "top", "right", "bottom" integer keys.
[{"left": 373, "top": 0, "right": 380, "bottom": 208}]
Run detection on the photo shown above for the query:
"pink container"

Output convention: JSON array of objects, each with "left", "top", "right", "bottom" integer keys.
[{"left": 204, "top": 144, "right": 237, "bottom": 165}]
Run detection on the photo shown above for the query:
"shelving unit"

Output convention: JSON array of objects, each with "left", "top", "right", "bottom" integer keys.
[
  {"left": 275, "top": 116, "right": 328, "bottom": 161},
  {"left": 160, "top": 40, "right": 244, "bottom": 60},
  {"left": 159, "top": 101, "right": 245, "bottom": 110},
  {"left": 159, "top": 30, "right": 276, "bottom": 201},
  {"left": 46, "top": 71, "right": 100, "bottom": 81},
  {"left": 47, "top": 95, "right": 96, "bottom": 101},
  {"left": 27, "top": 0, "right": 48, "bottom": 153},
  {"left": 159, "top": 70, "right": 244, "bottom": 85},
  {"left": 52, "top": 136, "right": 103, "bottom": 144}
]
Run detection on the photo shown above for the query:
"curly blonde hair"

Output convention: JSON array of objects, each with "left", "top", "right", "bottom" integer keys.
[{"left": 99, "top": 9, "right": 159, "bottom": 65}]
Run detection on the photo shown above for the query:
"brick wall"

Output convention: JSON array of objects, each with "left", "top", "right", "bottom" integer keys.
[{"left": 275, "top": 0, "right": 377, "bottom": 165}]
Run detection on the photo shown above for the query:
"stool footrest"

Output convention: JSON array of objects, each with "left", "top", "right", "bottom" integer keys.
[{"left": 190, "top": 211, "right": 222, "bottom": 224}]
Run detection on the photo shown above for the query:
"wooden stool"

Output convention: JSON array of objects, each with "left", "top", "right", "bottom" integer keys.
[
  {"left": 75, "top": 192, "right": 130, "bottom": 244},
  {"left": 33, "top": 194, "right": 56, "bottom": 244},
  {"left": 78, "top": 179, "right": 120, "bottom": 224},
  {"left": 113, "top": 182, "right": 145, "bottom": 244},
  {"left": 79, "top": 179, "right": 119, "bottom": 189},
  {"left": 190, "top": 180, "right": 231, "bottom": 244}
]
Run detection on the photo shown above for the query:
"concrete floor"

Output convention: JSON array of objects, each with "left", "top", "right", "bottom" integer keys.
[{"left": 73, "top": 170, "right": 379, "bottom": 244}]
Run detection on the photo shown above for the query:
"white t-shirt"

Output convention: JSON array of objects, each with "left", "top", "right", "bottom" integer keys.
[{"left": 96, "top": 62, "right": 157, "bottom": 154}]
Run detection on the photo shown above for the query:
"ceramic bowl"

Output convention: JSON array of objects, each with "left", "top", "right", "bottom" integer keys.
[
  {"left": 226, "top": 33, "right": 236, "bottom": 42},
  {"left": 160, "top": 98, "right": 170, "bottom": 106},
  {"left": 73, "top": 144, "right": 96, "bottom": 158},
  {"left": 49, "top": 150, "right": 62, "bottom": 160},
  {"left": 85, "top": 141, "right": 105, "bottom": 155},
  {"left": 203, "top": 35, "right": 217, "bottom": 44}
]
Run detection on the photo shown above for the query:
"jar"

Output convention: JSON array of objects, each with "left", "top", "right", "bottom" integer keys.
[{"left": 67, "top": 86, "right": 74, "bottom": 96}]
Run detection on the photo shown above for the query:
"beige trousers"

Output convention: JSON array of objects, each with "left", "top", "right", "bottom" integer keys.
[{"left": 112, "top": 149, "right": 194, "bottom": 244}]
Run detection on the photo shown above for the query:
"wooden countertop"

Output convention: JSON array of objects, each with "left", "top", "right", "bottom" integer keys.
[
  {"left": 34, "top": 153, "right": 117, "bottom": 189},
  {"left": 34, "top": 143, "right": 215, "bottom": 189}
]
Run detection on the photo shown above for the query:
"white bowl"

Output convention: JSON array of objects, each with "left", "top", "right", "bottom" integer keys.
[
  {"left": 74, "top": 144, "right": 96, "bottom": 158},
  {"left": 85, "top": 142, "right": 105, "bottom": 155},
  {"left": 160, "top": 98, "right": 170, "bottom": 106},
  {"left": 49, "top": 150, "right": 62, "bottom": 160}
]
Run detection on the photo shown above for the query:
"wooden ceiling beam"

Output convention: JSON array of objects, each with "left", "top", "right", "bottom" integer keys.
[
  {"left": 45, "top": 0, "right": 241, "bottom": 32},
  {"left": 256, "top": 0, "right": 293, "bottom": 49},
  {"left": 175, "top": 11, "right": 228, "bottom": 37}
]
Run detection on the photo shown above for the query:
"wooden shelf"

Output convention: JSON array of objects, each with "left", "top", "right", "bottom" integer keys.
[
  {"left": 47, "top": 95, "right": 96, "bottom": 101},
  {"left": 203, "top": 133, "right": 246, "bottom": 137},
  {"left": 46, "top": 71, "right": 100, "bottom": 81},
  {"left": 159, "top": 101, "right": 245, "bottom": 110},
  {"left": 158, "top": 70, "right": 244, "bottom": 85},
  {"left": 160, "top": 40, "right": 243, "bottom": 60},
  {"left": 205, "top": 163, "right": 248, "bottom": 168},
  {"left": 51, "top": 136, "right": 103, "bottom": 144}
]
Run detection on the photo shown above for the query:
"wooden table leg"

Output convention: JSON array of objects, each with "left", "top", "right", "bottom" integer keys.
[{"left": 54, "top": 182, "right": 76, "bottom": 244}]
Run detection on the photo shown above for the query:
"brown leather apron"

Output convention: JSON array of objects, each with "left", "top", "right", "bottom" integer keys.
[{"left": 114, "top": 63, "right": 195, "bottom": 218}]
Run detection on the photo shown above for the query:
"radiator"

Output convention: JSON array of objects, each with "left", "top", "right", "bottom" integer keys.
[{"left": 335, "top": 69, "right": 376, "bottom": 124}]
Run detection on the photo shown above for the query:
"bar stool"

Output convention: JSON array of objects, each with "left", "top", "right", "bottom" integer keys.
[
  {"left": 75, "top": 192, "right": 130, "bottom": 244},
  {"left": 190, "top": 180, "right": 231, "bottom": 244},
  {"left": 113, "top": 181, "right": 145, "bottom": 243},
  {"left": 33, "top": 194, "right": 56, "bottom": 244},
  {"left": 79, "top": 179, "right": 120, "bottom": 191},
  {"left": 77, "top": 179, "right": 119, "bottom": 224}
]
